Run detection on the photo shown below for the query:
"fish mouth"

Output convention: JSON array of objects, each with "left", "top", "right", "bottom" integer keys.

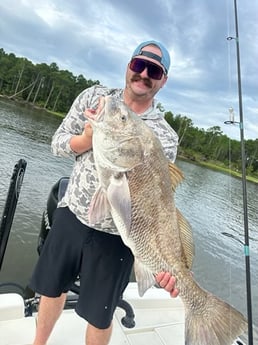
[{"left": 85, "top": 97, "right": 106, "bottom": 124}]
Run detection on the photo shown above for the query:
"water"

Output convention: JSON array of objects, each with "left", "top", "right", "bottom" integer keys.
[
  {"left": 0, "top": 98, "right": 73, "bottom": 287},
  {"left": 0, "top": 98, "right": 257, "bottom": 342}
]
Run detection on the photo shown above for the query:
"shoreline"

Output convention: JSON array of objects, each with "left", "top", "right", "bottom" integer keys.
[
  {"left": 178, "top": 155, "right": 258, "bottom": 185},
  {"left": 1, "top": 95, "right": 257, "bottom": 184}
]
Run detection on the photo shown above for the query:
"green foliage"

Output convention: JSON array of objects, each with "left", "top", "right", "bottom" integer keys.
[
  {"left": 1, "top": 48, "right": 257, "bottom": 179},
  {"left": 165, "top": 112, "right": 258, "bottom": 179},
  {"left": 0, "top": 48, "right": 99, "bottom": 113}
]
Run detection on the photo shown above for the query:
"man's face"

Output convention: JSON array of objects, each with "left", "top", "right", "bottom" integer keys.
[{"left": 126, "top": 45, "right": 168, "bottom": 100}]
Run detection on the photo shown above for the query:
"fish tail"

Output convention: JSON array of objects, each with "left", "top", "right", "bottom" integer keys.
[{"left": 185, "top": 291, "right": 247, "bottom": 345}]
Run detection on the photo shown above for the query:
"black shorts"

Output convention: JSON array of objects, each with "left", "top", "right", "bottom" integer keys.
[{"left": 29, "top": 206, "right": 134, "bottom": 329}]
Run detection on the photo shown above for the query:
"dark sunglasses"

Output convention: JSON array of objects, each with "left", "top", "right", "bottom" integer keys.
[{"left": 129, "top": 58, "right": 165, "bottom": 80}]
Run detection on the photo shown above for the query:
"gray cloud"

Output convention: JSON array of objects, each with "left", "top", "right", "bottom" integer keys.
[{"left": 0, "top": 0, "right": 257, "bottom": 139}]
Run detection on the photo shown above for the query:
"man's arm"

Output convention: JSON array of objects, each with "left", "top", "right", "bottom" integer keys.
[{"left": 70, "top": 122, "right": 93, "bottom": 154}]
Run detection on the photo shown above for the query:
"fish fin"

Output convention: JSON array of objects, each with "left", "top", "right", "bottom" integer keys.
[
  {"left": 168, "top": 162, "right": 184, "bottom": 191},
  {"left": 134, "top": 259, "right": 156, "bottom": 297},
  {"left": 107, "top": 173, "right": 132, "bottom": 234},
  {"left": 177, "top": 208, "right": 195, "bottom": 270},
  {"left": 88, "top": 186, "right": 110, "bottom": 225},
  {"left": 184, "top": 288, "right": 247, "bottom": 345}
]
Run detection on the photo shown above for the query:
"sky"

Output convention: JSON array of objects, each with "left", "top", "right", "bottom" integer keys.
[{"left": 0, "top": 0, "right": 257, "bottom": 140}]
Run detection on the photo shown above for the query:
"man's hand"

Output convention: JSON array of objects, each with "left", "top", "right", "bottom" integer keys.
[
  {"left": 155, "top": 272, "right": 179, "bottom": 298},
  {"left": 70, "top": 122, "right": 93, "bottom": 154},
  {"left": 82, "top": 122, "right": 93, "bottom": 138}
]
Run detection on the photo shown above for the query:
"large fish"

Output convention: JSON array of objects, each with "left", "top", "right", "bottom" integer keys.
[{"left": 86, "top": 95, "right": 247, "bottom": 345}]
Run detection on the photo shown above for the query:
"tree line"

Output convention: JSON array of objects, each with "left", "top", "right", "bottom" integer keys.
[
  {"left": 0, "top": 48, "right": 257, "bottom": 178},
  {"left": 165, "top": 112, "right": 258, "bottom": 178},
  {"left": 0, "top": 48, "right": 99, "bottom": 113}
]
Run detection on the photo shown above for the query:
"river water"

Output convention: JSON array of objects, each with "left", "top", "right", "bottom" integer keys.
[{"left": 0, "top": 98, "right": 257, "bottom": 342}]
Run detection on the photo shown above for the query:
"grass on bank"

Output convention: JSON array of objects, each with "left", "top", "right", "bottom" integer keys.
[
  {"left": 178, "top": 155, "right": 258, "bottom": 184},
  {"left": 2, "top": 96, "right": 258, "bottom": 184},
  {"left": 40, "top": 109, "right": 258, "bottom": 185}
]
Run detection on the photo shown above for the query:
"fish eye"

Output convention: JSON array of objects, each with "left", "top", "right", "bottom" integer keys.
[{"left": 121, "top": 114, "right": 127, "bottom": 122}]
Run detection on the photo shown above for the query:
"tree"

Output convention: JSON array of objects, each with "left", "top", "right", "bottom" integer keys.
[
  {"left": 0, "top": 48, "right": 99, "bottom": 113},
  {"left": 0, "top": 47, "right": 257, "bottom": 178}
]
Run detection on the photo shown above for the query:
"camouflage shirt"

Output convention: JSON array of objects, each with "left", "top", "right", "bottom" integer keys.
[{"left": 52, "top": 85, "right": 178, "bottom": 234}]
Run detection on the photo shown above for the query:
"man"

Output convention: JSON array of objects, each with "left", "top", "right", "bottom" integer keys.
[{"left": 30, "top": 40, "right": 179, "bottom": 345}]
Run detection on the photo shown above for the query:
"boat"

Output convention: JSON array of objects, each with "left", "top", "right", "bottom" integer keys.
[
  {"left": 0, "top": 284, "right": 246, "bottom": 345},
  {"left": 0, "top": 160, "right": 247, "bottom": 345}
]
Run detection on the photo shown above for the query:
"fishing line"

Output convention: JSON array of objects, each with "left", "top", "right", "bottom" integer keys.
[
  {"left": 224, "top": 1, "right": 253, "bottom": 344},
  {"left": 226, "top": 0, "right": 233, "bottom": 94},
  {"left": 225, "top": 0, "right": 234, "bottom": 319}
]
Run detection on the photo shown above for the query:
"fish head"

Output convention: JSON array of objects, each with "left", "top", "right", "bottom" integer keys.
[{"left": 85, "top": 95, "right": 152, "bottom": 171}]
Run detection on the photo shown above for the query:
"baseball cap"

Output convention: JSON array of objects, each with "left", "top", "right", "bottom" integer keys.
[{"left": 131, "top": 40, "right": 170, "bottom": 74}]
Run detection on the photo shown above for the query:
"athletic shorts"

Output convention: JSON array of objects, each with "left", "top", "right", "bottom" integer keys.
[{"left": 29, "top": 206, "right": 134, "bottom": 329}]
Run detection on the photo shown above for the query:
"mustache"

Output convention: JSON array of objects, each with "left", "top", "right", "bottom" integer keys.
[{"left": 131, "top": 74, "right": 152, "bottom": 88}]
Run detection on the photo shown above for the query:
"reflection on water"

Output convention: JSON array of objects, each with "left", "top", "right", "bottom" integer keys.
[{"left": 0, "top": 99, "right": 257, "bottom": 341}]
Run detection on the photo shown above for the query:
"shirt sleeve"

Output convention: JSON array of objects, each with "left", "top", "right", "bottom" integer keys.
[
  {"left": 51, "top": 85, "right": 104, "bottom": 157},
  {"left": 144, "top": 116, "right": 179, "bottom": 163}
]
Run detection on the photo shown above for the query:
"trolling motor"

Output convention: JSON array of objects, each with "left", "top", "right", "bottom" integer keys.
[
  {"left": 0, "top": 159, "right": 36, "bottom": 315},
  {"left": 38, "top": 177, "right": 136, "bottom": 328},
  {"left": 0, "top": 159, "right": 27, "bottom": 270}
]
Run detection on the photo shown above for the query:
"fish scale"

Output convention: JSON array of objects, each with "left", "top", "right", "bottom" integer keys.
[{"left": 86, "top": 95, "right": 248, "bottom": 345}]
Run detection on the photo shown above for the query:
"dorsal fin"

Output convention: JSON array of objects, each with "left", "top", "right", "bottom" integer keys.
[
  {"left": 168, "top": 162, "right": 194, "bottom": 268},
  {"left": 177, "top": 208, "right": 195, "bottom": 270},
  {"left": 168, "top": 162, "right": 184, "bottom": 191}
]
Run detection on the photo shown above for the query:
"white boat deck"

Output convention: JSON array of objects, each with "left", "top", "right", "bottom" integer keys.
[
  {"left": 0, "top": 283, "right": 185, "bottom": 345},
  {"left": 0, "top": 283, "right": 245, "bottom": 345}
]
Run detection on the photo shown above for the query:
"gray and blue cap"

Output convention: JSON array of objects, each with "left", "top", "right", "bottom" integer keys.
[{"left": 131, "top": 40, "right": 170, "bottom": 74}]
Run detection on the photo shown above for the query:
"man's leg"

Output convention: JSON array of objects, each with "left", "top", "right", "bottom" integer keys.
[
  {"left": 85, "top": 323, "right": 113, "bottom": 345},
  {"left": 32, "top": 293, "right": 67, "bottom": 345}
]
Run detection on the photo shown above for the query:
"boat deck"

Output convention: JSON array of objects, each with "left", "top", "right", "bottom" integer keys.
[
  {"left": 0, "top": 283, "right": 245, "bottom": 345},
  {"left": 1, "top": 283, "right": 184, "bottom": 345}
]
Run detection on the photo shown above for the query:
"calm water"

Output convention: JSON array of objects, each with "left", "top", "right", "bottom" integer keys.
[{"left": 0, "top": 99, "right": 257, "bottom": 342}]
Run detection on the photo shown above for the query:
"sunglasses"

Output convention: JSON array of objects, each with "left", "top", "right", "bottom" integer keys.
[{"left": 129, "top": 58, "right": 165, "bottom": 80}]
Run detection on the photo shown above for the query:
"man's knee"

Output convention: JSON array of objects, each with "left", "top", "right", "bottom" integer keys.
[{"left": 86, "top": 322, "right": 113, "bottom": 345}]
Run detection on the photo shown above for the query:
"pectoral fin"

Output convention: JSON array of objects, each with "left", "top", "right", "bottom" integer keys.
[
  {"left": 107, "top": 173, "right": 132, "bottom": 235},
  {"left": 88, "top": 186, "right": 110, "bottom": 225}
]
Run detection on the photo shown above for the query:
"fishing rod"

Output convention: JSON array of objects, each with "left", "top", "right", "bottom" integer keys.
[
  {"left": 0, "top": 159, "right": 27, "bottom": 271},
  {"left": 224, "top": 1, "right": 253, "bottom": 344}
]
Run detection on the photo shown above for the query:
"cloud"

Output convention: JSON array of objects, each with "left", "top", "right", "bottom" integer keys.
[{"left": 0, "top": 0, "right": 257, "bottom": 139}]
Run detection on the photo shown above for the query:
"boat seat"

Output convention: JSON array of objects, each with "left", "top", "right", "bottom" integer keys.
[{"left": 0, "top": 293, "right": 25, "bottom": 321}]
